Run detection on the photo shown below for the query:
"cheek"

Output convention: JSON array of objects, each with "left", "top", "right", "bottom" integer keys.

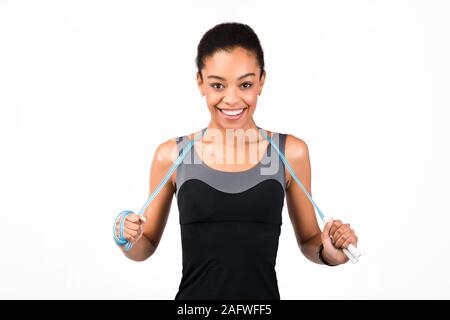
[
  {"left": 204, "top": 88, "right": 221, "bottom": 103},
  {"left": 242, "top": 90, "right": 258, "bottom": 106},
  {"left": 205, "top": 94, "right": 222, "bottom": 107}
]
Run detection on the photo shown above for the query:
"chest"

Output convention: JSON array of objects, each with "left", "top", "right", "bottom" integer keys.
[{"left": 193, "top": 140, "right": 271, "bottom": 172}]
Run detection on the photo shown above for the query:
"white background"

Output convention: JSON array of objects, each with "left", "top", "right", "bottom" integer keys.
[{"left": 1, "top": 0, "right": 449, "bottom": 299}]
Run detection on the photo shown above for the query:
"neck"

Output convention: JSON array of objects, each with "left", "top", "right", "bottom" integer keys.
[{"left": 204, "top": 119, "right": 263, "bottom": 144}]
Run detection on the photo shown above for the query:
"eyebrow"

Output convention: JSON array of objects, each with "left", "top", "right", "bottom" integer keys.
[{"left": 207, "top": 72, "right": 256, "bottom": 81}]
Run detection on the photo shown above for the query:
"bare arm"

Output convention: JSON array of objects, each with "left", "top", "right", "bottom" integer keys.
[
  {"left": 284, "top": 134, "right": 323, "bottom": 264},
  {"left": 285, "top": 134, "right": 358, "bottom": 266},
  {"left": 118, "top": 138, "right": 178, "bottom": 261}
]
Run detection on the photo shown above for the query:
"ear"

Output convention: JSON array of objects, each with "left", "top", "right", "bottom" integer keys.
[
  {"left": 197, "top": 72, "right": 205, "bottom": 96},
  {"left": 258, "top": 70, "right": 266, "bottom": 95}
]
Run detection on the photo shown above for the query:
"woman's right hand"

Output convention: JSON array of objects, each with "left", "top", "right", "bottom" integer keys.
[{"left": 115, "top": 213, "right": 147, "bottom": 245}]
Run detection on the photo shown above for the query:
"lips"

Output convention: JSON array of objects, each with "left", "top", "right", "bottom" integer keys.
[{"left": 215, "top": 106, "right": 248, "bottom": 120}]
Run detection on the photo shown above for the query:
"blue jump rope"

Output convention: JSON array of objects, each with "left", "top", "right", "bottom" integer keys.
[{"left": 113, "top": 127, "right": 361, "bottom": 263}]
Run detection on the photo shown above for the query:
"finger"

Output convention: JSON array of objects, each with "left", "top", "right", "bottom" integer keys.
[
  {"left": 124, "top": 230, "right": 138, "bottom": 243},
  {"left": 124, "top": 220, "right": 140, "bottom": 231},
  {"left": 139, "top": 215, "right": 147, "bottom": 223},
  {"left": 335, "top": 231, "right": 356, "bottom": 248},
  {"left": 342, "top": 237, "right": 355, "bottom": 249},
  {"left": 116, "top": 212, "right": 129, "bottom": 225},
  {"left": 331, "top": 223, "right": 349, "bottom": 242},
  {"left": 115, "top": 221, "right": 127, "bottom": 238},
  {"left": 126, "top": 214, "right": 141, "bottom": 224},
  {"left": 331, "top": 223, "right": 349, "bottom": 243},
  {"left": 129, "top": 229, "right": 144, "bottom": 243},
  {"left": 329, "top": 220, "right": 343, "bottom": 240},
  {"left": 116, "top": 217, "right": 124, "bottom": 228},
  {"left": 333, "top": 232, "right": 349, "bottom": 248},
  {"left": 321, "top": 217, "right": 334, "bottom": 242},
  {"left": 125, "top": 228, "right": 138, "bottom": 238},
  {"left": 124, "top": 231, "right": 135, "bottom": 242}
]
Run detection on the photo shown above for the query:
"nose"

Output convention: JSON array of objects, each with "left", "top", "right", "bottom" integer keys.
[{"left": 222, "top": 86, "right": 240, "bottom": 106}]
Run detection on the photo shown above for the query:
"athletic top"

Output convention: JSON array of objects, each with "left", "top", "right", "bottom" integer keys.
[{"left": 174, "top": 128, "right": 287, "bottom": 300}]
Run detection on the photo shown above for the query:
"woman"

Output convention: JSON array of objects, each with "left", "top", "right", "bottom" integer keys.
[{"left": 114, "top": 22, "right": 359, "bottom": 300}]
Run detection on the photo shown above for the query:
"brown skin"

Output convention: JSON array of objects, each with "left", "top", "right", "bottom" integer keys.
[{"left": 116, "top": 46, "right": 358, "bottom": 265}]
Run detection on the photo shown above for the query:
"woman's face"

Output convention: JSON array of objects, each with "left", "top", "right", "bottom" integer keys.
[{"left": 197, "top": 46, "right": 265, "bottom": 130}]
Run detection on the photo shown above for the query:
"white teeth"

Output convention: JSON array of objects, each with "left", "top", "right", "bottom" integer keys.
[{"left": 222, "top": 108, "right": 244, "bottom": 116}]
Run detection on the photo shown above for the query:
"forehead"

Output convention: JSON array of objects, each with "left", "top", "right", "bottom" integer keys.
[{"left": 203, "top": 47, "right": 259, "bottom": 76}]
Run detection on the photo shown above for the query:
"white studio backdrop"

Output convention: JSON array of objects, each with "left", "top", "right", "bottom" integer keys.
[{"left": 0, "top": 0, "right": 449, "bottom": 299}]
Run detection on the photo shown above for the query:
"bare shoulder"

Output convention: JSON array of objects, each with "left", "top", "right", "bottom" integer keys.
[
  {"left": 154, "top": 137, "right": 179, "bottom": 164},
  {"left": 152, "top": 136, "right": 180, "bottom": 186},
  {"left": 156, "top": 128, "right": 203, "bottom": 162},
  {"left": 285, "top": 133, "right": 309, "bottom": 159},
  {"left": 151, "top": 129, "right": 204, "bottom": 183},
  {"left": 284, "top": 133, "right": 311, "bottom": 189}
]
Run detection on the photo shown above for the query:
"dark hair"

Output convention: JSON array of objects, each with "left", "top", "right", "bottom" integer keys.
[{"left": 196, "top": 22, "right": 265, "bottom": 80}]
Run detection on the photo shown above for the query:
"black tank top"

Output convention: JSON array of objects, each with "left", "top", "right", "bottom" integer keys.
[{"left": 174, "top": 128, "right": 287, "bottom": 300}]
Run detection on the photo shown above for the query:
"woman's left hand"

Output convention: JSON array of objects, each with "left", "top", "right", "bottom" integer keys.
[{"left": 320, "top": 218, "right": 358, "bottom": 265}]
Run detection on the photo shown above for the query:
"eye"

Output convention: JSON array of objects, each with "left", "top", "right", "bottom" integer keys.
[
  {"left": 241, "top": 82, "right": 253, "bottom": 89},
  {"left": 210, "top": 83, "right": 224, "bottom": 90}
]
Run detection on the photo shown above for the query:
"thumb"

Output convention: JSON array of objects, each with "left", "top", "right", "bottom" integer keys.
[{"left": 321, "top": 217, "right": 333, "bottom": 242}]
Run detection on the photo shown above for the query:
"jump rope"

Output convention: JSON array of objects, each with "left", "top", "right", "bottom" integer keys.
[{"left": 113, "top": 127, "right": 361, "bottom": 263}]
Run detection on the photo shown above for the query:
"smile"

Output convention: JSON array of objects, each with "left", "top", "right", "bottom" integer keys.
[{"left": 215, "top": 106, "right": 248, "bottom": 120}]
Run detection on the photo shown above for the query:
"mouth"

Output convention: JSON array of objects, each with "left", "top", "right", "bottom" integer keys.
[{"left": 215, "top": 106, "right": 248, "bottom": 120}]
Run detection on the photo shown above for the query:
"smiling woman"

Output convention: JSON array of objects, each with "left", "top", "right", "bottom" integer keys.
[
  {"left": 113, "top": 22, "right": 359, "bottom": 300},
  {"left": 196, "top": 34, "right": 265, "bottom": 126}
]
